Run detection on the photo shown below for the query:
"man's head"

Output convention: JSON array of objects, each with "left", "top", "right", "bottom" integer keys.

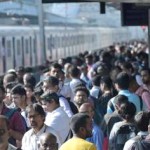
[
  {"left": 49, "top": 63, "right": 62, "bottom": 79},
  {"left": 42, "top": 76, "right": 59, "bottom": 93},
  {"left": 11, "top": 84, "right": 26, "bottom": 108},
  {"left": 26, "top": 104, "right": 45, "bottom": 131},
  {"left": 114, "top": 95, "right": 129, "bottom": 111},
  {"left": 140, "top": 68, "right": 150, "bottom": 85},
  {"left": 23, "top": 73, "right": 36, "bottom": 87},
  {"left": 70, "top": 113, "right": 93, "bottom": 139},
  {"left": 69, "top": 66, "right": 81, "bottom": 79},
  {"left": 41, "top": 92, "right": 60, "bottom": 112},
  {"left": 0, "top": 115, "right": 9, "bottom": 146},
  {"left": 74, "top": 87, "right": 89, "bottom": 109},
  {"left": 114, "top": 72, "right": 130, "bottom": 90},
  {"left": 79, "top": 103, "right": 94, "bottom": 120},
  {"left": 39, "top": 132, "right": 58, "bottom": 150},
  {"left": 135, "top": 111, "right": 150, "bottom": 132}
]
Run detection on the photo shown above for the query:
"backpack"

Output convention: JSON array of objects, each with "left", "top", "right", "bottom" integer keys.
[
  {"left": 114, "top": 124, "right": 138, "bottom": 150},
  {"left": 131, "top": 136, "right": 150, "bottom": 150},
  {"left": 4, "top": 108, "right": 17, "bottom": 119}
]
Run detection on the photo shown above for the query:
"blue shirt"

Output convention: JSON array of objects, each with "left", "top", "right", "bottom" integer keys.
[
  {"left": 86, "top": 122, "right": 104, "bottom": 150},
  {"left": 107, "top": 90, "right": 147, "bottom": 114}
]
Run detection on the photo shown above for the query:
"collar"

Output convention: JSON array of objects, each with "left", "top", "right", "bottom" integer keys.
[
  {"left": 31, "top": 124, "right": 47, "bottom": 136},
  {"left": 137, "top": 131, "right": 149, "bottom": 136},
  {"left": 118, "top": 90, "right": 130, "bottom": 95},
  {"left": 51, "top": 107, "right": 62, "bottom": 114}
]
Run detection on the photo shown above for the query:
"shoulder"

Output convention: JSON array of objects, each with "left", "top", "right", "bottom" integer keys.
[{"left": 8, "top": 144, "right": 18, "bottom": 150}]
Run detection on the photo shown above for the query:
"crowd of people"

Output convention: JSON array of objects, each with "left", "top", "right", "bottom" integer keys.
[{"left": 0, "top": 40, "right": 150, "bottom": 150}]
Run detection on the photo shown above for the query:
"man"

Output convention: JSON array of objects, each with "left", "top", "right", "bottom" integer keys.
[
  {"left": 136, "top": 68, "right": 150, "bottom": 109},
  {"left": 22, "top": 103, "right": 61, "bottom": 150},
  {"left": 11, "top": 84, "right": 30, "bottom": 129},
  {"left": 79, "top": 103, "right": 104, "bottom": 150},
  {"left": 107, "top": 72, "right": 146, "bottom": 114},
  {"left": 40, "top": 92, "right": 70, "bottom": 144},
  {"left": 123, "top": 111, "right": 150, "bottom": 150},
  {"left": 59, "top": 113, "right": 96, "bottom": 150},
  {"left": 39, "top": 132, "right": 58, "bottom": 150},
  {"left": 74, "top": 86, "right": 89, "bottom": 110},
  {"left": 42, "top": 76, "right": 73, "bottom": 117},
  {"left": 0, "top": 85, "right": 26, "bottom": 147},
  {"left": 0, "top": 115, "right": 17, "bottom": 150}
]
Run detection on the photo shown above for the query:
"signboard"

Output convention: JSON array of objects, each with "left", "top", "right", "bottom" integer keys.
[{"left": 121, "top": 3, "right": 150, "bottom": 26}]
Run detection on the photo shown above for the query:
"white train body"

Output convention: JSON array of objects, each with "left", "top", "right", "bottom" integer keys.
[{"left": 0, "top": 26, "right": 144, "bottom": 75}]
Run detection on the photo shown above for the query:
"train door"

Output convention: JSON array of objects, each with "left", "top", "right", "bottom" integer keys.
[
  {"left": 15, "top": 37, "right": 23, "bottom": 68},
  {"left": 32, "top": 37, "right": 37, "bottom": 66},
  {"left": 23, "top": 37, "right": 31, "bottom": 66},
  {"left": 5, "top": 37, "right": 14, "bottom": 71}
]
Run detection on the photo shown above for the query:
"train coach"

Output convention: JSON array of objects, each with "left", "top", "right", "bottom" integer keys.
[{"left": 0, "top": 25, "right": 143, "bottom": 75}]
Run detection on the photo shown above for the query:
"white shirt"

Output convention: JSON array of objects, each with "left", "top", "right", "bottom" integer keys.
[
  {"left": 90, "top": 86, "right": 100, "bottom": 99},
  {"left": 45, "top": 107, "right": 70, "bottom": 143},
  {"left": 60, "top": 82, "right": 72, "bottom": 99},
  {"left": 59, "top": 95, "right": 73, "bottom": 117},
  {"left": 69, "top": 78, "right": 83, "bottom": 101},
  {"left": 22, "top": 124, "right": 62, "bottom": 150}
]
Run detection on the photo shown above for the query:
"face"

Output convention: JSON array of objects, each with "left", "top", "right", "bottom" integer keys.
[
  {"left": 25, "top": 87, "right": 33, "bottom": 99},
  {"left": 80, "top": 106, "right": 94, "bottom": 120},
  {"left": 41, "top": 100, "right": 54, "bottom": 112},
  {"left": 42, "top": 82, "right": 58, "bottom": 93},
  {"left": 27, "top": 108, "right": 45, "bottom": 130},
  {"left": 40, "top": 136, "right": 58, "bottom": 150},
  {"left": 11, "top": 94, "right": 24, "bottom": 108},
  {"left": 74, "top": 91, "right": 88, "bottom": 107},
  {"left": 50, "top": 67, "right": 60, "bottom": 79},
  {"left": 141, "top": 70, "right": 150, "bottom": 84},
  {"left": 0, "top": 119, "right": 9, "bottom": 145},
  {"left": 4, "top": 88, "right": 12, "bottom": 106}
]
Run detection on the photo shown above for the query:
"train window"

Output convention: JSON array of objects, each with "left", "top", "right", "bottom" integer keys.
[
  {"left": 17, "top": 40, "right": 21, "bottom": 55},
  {"left": 6, "top": 40, "right": 11, "bottom": 57},
  {"left": 25, "top": 39, "right": 29, "bottom": 53}
]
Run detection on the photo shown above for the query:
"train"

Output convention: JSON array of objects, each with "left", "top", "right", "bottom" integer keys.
[{"left": 0, "top": 25, "right": 145, "bottom": 75}]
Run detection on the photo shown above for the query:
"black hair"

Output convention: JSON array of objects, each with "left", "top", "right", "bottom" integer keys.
[
  {"left": 34, "top": 87, "right": 43, "bottom": 96},
  {"left": 24, "top": 73, "right": 36, "bottom": 87},
  {"left": 70, "top": 113, "right": 90, "bottom": 134},
  {"left": 135, "top": 111, "right": 150, "bottom": 132},
  {"left": 114, "top": 95, "right": 128, "bottom": 106},
  {"left": 49, "top": 63, "right": 62, "bottom": 71},
  {"left": 43, "top": 76, "right": 59, "bottom": 86},
  {"left": 92, "top": 75, "right": 101, "bottom": 86},
  {"left": 101, "top": 75, "right": 113, "bottom": 89},
  {"left": 119, "top": 102, "right": 136, "bottom": 120},
  {"left": 115, "top": 72, "right": 130, "bottom": 89},
  {"left": 75, "top": 86, "right": 89, "bottom": 97},
  {"left": 24, "top": 84, "right": 34, "bottom": 92},
  {"left": 11, "top": 84, "right": 26, "bottom": 96},
  {"left": 26, "top": 103, "right": 46, "bottom": 117},
  {"left": 40, "top": 92, "right": 59, "bottom": 105},
  {"left": 69, "top": 66, "right": 81, "bottom": 78}
]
